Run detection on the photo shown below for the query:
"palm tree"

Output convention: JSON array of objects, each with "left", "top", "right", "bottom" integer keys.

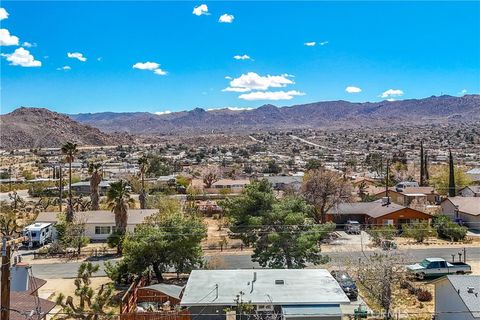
[
  {"left": 88, "top": 163, "right": 102, "bottom": 210},
  {"left": 106, "top": 180, "right": 134, "bottom": 235},
  {"left": 61, "top": 142, "right": 78, "bottom": 222},
  {"left": 138, "top": 156, "right": 149, "bottom": 209}
]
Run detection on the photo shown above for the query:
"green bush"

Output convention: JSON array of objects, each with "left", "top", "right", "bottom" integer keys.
[
  {"left": 433, "top": 215, "right": 468, "bottom": 242},
  {"left": 367, "top": 225, "right": 397, "bottom": 246}
]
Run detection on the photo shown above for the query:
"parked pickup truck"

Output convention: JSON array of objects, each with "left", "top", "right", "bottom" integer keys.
[{"left": 406, "top": 258, "right": 472, "bottom": 279}]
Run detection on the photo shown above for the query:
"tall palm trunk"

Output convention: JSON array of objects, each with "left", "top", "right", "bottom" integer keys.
[
  {"left": 66, "top": 160, "right": 74, "bottom": 222},
  {"left": 139, "top": 172, "right": 146, "bottom": 209},
  {"left": 90, "top": 172, "right": 101, "bottom": 210}
]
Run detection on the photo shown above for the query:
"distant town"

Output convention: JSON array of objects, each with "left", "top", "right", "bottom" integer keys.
[{"left": 1, "top": 122, "right": 479, "bottom": 320}]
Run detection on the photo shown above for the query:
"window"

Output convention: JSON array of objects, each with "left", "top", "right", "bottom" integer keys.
[
  {"left": 383, "top": 219, "right": 394, "bottom": 226},
  {"left": 256, "top": 305, "right": 273, "bottom": 312},
  {"left": 95, "top": 226, "right": 111, "bottom": 235}
]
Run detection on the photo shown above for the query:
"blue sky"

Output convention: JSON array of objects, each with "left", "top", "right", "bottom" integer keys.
[{"left": 1, "top": 1, "right": 479, "bottom": 114}]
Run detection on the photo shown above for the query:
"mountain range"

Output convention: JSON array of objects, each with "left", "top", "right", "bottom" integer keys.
[
  {"left": 70, "top": 95, "right": 480, "bottom": 134},
  {"left": 1, "top": 95, "right": 479, "bottom": 149},
  {"left": 0, "top": 107, "right": 134, "bottom": 149}
]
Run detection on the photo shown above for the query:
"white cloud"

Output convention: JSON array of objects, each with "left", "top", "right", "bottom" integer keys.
[
  {"left": 154, "top": 110, "right": 172, "bottom": 115},
  {"left": 304, "top": 41, "right": 316, "bottom": 47},
  {"left": 97, "top": 57, "right": 103, "bottom": 61},
  {"left": 1, "top": 47, "right": 41, "bottom": 67},
  {"left": 222, "top": 87, "right": 251, "bottom": 93},
  {"left": 193, "top": 4, "right": 209, "bottom": 16},
  {"left": 133, "top": 61, "right": 159, "bottom": 70},
  {"left": 67, "top": 52, "right": 87, "bottom": 62},
  {"left": 233, "top": 54, "right": 251, "bottom": 60},
  {"left": 219, "top": 14, "right": 234, "bottom": 23},
  {"left": 133, "top": 61, "right": 167, "bottom": 76},
  {"left": 239, "top": 90, "right": 305, "bottom": 101},
  {"left": 153, "top": 68, "right": 167, "bottom": 76},
  {"left": 459, "top": 89, "right": 467, "bottom": 95},
  {"left": 319, "top": 41, "right": 329, "bottom": 46},
  {"left": 22, "top": 41, "right": 36, "bottom": 48},
  {"left": 56, "top": 65, "right": 71, "bottom": 71},
  {"left": 381, "top": 88, "right": 404, "bottom": 98},
  {"left": 225, "top": 76, "right": 232, "bottom": 80},
  {"left": 0, "top": 29, "right": 19, "bottom": 46},
  {"left": 227, "top": 72, "right": 294, "bottom": 91},
  {"left": 345, "top": 86, "right": 362, "bottom": 93},
  {"left": 0, "top": 8, "right": 9, "bottom": 21}
]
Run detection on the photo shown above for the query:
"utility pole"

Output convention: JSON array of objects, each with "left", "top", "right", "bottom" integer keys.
[
  {"left": 59, "top": 164, "right": 63, "bottom": 212},
  {"left": 1, "top": 236, "right": 27, "bottom": 320},
  {"left": 1, "top": 237, "right": 11, "bottom": 320},
  {"left": 384, "top": 158, "right": 391, "bottom": 206}
]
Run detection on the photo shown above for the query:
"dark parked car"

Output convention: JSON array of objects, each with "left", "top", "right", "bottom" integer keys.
[{"left": 330, "top": 270, "right": 358, "bottom": 300}]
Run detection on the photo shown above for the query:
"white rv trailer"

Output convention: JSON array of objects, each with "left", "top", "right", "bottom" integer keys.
[{"left": 23, "top": 222, "right": 53, "bottom": 247}]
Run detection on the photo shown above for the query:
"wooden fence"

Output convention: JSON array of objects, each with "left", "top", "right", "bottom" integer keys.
[{"left": 121, "top": 277, "right": 147, "bottom": 314}]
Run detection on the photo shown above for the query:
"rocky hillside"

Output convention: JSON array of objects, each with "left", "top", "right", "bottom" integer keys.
[
  {"left": 70, "top": 95, "right": 480, "bottom": 134},
  {"left": 0, "top": 107, "right": 134, "bottom": 149}
]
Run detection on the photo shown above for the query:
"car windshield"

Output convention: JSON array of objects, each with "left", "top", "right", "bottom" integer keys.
[
  {"left": 419, "top": 259, "right": 430, "bottom": 267},
  {"left": 338, "top": 274, "right": 354, "bottom": 286}
]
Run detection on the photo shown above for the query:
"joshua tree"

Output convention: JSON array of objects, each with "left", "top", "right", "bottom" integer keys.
[
  {"left": 61, "top": 142, "right": 78, "bottom": 222},
  {"left": 88, "top": 163, "right": 102, "bottom": 210},
  {"left": 448, "top": 149, "right": 456, "bottom": 197},
  {"left": 56, "top": 262, "right": 114, "bottom": 320},
  {"left": 106, "top": 180, "right": 134, "bottom": 235},
  {"left": 138, "top": 156, "right": 149, "bottom": 209}
]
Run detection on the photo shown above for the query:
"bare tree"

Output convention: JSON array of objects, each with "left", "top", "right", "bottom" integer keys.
[
  {"left": 352, "top": 253, "right": 407, "bottom": 320},
  {"left": 302, "top": 169, "right": 352, "bottom": 223},
  {"left": 203, "top": 168, "right": 220, "bottom": 188}
]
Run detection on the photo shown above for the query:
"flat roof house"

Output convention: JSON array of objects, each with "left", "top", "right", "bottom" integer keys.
[
  {"left": 180, "top": 269, "right": 349, "bottom": 320},
  {"left": 35, "top": 209, "right": 158, "bottom": 240},
  {"left": 326, "top": 202, "right": 432, "bottom": 226},
  {"left": 432, "top": 275, "right": 480, "bottom": 320}
]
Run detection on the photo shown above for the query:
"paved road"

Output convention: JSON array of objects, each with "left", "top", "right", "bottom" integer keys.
[{"left": 29, "top": 247, "right": 480, "bottom": 279}]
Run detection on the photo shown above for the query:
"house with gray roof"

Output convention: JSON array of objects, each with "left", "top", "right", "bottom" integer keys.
[
  {"left": 441, "top": 197, "right": 480, "bottom": 230},
  {"left": 265, "top": 176, "right": 303, "bottom": 191},
  {"left": 180, "top": 269, "right": 349, "bottom": 320},
  {"left": 433, "top": 275, "right": 480, "bottom": 320},
  {"left": 35, "top": 209, "right": 158, "bottom": 240},
  {"left": 458, "top": 186, "right": 480, "bottom": 197},
  {"left": 326, "top": 201, "right": 432, "bottom": 226}
]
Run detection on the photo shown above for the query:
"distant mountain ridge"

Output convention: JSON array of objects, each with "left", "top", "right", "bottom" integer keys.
[
  {"left": 0, "top": 107, "right": 135, "bottom": 149},
  {"left": 70, "top": 95, "right": 480, "bottom": 134}
]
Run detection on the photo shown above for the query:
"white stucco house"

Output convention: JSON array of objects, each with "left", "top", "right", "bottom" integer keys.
[
  {"left": 433, "top": 275, "right": 480, "bottom": 320},
  {"left": 441, "top": 197, "right": 480, "bottom": 230},
  {"left": 35, "top": 209, "right": 158, "bottom": 241}
]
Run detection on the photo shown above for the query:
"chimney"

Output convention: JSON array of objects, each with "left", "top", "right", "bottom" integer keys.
[{"left": 11, "top": 262, "right": 31, "bottom": 292}]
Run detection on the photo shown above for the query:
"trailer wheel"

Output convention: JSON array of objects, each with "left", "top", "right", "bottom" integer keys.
[{"left": 417, "top": 272, "right": 425, "bottom": 280}]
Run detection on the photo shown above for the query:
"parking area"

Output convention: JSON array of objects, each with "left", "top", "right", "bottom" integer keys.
[{"left": 324, "top": 231, "right": 372, "bottom": 252}]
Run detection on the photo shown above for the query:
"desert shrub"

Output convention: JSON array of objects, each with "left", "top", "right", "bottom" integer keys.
[
  {"left": 367, "top": 225, "right": 397, "bottom": 246},
  {"left": 416, "top": 289, "right": 433, "bottom": 302},
  {"left": 400, "top": 280, "right": 411, "bottom": 289},
  {"left": 433, "top": 215, "right": 468, "bottom": 242}
]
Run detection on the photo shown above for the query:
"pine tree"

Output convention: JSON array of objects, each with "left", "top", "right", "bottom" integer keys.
[
  {"left": 424, "top": 150, "right": 429, "bottom": 184},
  {"left": 420, "top": 141, "right": 425, "bottom": 186},
  {"left": 448, "top": 149, "right": 456, "bottom": 197}
]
